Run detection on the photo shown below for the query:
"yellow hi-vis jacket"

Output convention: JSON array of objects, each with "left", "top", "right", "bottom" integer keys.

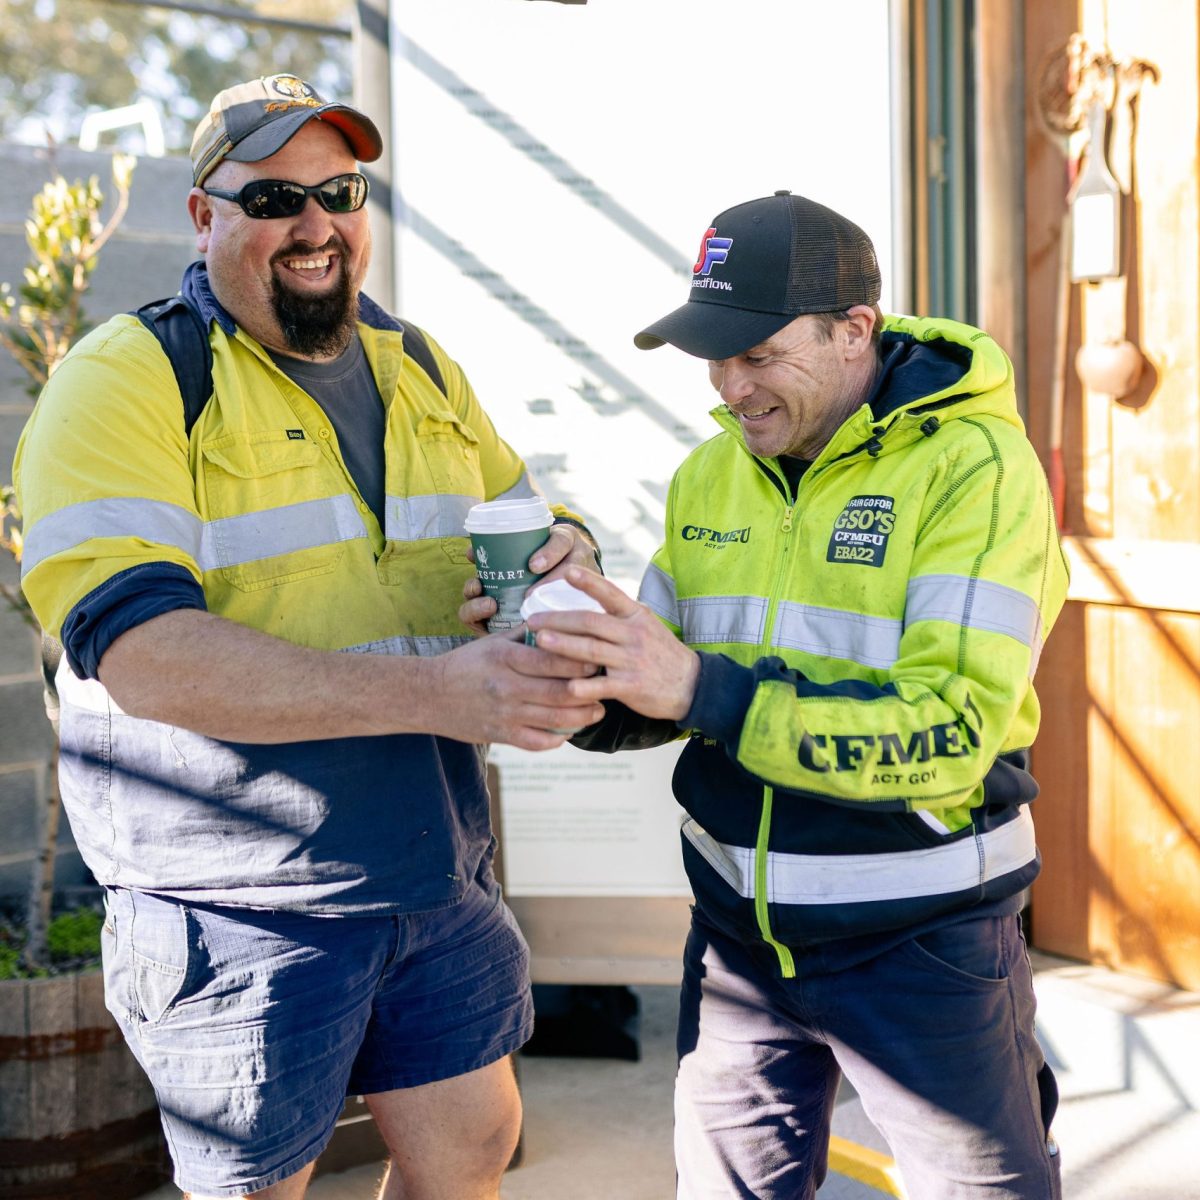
[
  {"left": 620, "top": 316, "right": 1069, "bottom": 973},
  {"left": 13, "top": 272, "right": 580, "bottom": 912}
]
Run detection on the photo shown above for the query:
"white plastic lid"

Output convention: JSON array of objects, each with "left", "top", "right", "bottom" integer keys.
[
  {"left": 463, "top": 496, "right": 553, "bottom": 534},
  {"left": 520, "top": 577, "right": 607, "bottom": 619}
]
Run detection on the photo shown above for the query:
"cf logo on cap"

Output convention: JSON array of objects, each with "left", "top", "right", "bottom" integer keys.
[{"left": 693, "top": 227, "right": 733, "bottom": 277}]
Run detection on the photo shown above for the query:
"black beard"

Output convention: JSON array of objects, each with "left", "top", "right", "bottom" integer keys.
[{"left": 270, "top": 250, "right": 357, "bottom": 357}]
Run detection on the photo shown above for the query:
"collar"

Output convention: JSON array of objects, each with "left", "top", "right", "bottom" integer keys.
[
  {"left": 181, "top": 260, "right": 237, "bottom": 335},
  {"left": 181, "top": 260, "right": 403, "bottom": 339},
  {"left": 869, "top": 331, "right": 973, "bottom": 419}
]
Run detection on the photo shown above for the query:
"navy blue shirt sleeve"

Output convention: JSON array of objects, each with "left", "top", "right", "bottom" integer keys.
[
  {"left": 61, "top": 562, "right": 207, "bottom": 679},
  {"left": 681, "top": 651, "right": 761, "bottom": 746}
]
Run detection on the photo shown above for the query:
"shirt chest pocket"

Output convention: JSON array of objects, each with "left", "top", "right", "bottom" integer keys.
[
  {"left": 414, "top": 411, "right": 485, "bottom": 501},
  {"left": 380, "top": 412, "right": 485, "bottom": 577},
  {"left": 200, "top": 435, "right": 366, "bottom": 591}
]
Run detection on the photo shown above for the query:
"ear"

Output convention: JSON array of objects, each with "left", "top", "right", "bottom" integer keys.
[
  {"left": 840, "top": 304, "right": 878, "bottom": 362},
  {"left": 187, "top": 188, "right": 215, "bottom": 254}
]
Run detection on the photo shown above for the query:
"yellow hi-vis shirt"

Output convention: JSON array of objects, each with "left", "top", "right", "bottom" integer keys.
[
  {"left": 12, "top": 291, "right": 584, "bottom": 911},
  {"left": 17, "top": 313, "right": 572, "bottom": 656}
]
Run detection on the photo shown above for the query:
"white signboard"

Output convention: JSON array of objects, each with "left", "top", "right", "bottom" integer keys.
[{"left": 490, "top": 741, "right": 691, "bottom": 897}]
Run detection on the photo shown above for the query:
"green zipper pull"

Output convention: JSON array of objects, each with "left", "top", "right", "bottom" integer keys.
[{"left": 781, "top": 505, "right": 794, "bottom": 533}]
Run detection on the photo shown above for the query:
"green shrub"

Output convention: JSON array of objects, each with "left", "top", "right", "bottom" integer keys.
[
  {"left": 0, "top": 907, "right": 102, "bottom": 979},
  {"left": 46, "top": 907, "right": 104, "bottom": 962},
  {"left": 0, "top": 942, "right": 23, "bottom": 980}
]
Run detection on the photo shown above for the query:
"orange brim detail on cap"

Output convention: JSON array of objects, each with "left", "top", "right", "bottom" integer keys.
[{"left": 311, "top": 109, "right": 382, "bottom": 163}]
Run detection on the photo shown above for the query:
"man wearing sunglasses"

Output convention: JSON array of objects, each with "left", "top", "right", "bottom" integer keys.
[{"left": 14, "top": 74, "right": 602, "bottom": 1200}]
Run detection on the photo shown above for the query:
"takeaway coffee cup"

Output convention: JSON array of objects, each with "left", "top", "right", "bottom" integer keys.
[
  {"left": 463, "top": 497, "right": 554, "bottom": 632},
  {"left": 520, "top": 578, "right": 607, "bottom": 646},
  {"left": 521, "top": 578, "right": 609, "bottom": 733}
]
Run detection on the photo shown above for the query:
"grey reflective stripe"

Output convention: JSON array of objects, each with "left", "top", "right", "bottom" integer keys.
[
  {"left": 638, "top": 563, "right": 679, "bottom": 625},
  {"left": 22, "top": 494, "right": 370, "bottom": 576},
  {"left": 1028, "top": 626, "right": 1046, "bottom": 679},
  {"left": 767, "top": 576, "right": 1044, "bottom": 671},
  {"left": 385, "top": 493, "right": 479, "bottom": 541},
  {"left": 632, "top": 570, "right": 1042, "bottom": 669},
  {"left": 773, "top": 602, "right": 900, "bottom": 668},
  {"left": 681, "top": 806, "right": 1036, "bottom": 905},
  {"left": 906, "top": 574, "right": 1042, "bottom": 650},
  {"left": 201, "top": 494, "right": 367, "bottom": 569},
  {"left": 679, "top": 596, "right": 769, "bottom": 646},
  {"left": 340, "top": 635, "right": 470, "bottom": 657},
  {"left": 21, "top": 498, "right": 203, "bottom": 578},
  {"left": 638, "top": 571, "right": 771, "bottom": 644},
  {"left": 495, "top": 473, "right": 538, "bottom": 502}
]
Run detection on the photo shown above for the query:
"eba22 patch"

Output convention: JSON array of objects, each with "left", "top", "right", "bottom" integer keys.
[{"left": 826, "top": 495, "right": 896, "bottom": 567}]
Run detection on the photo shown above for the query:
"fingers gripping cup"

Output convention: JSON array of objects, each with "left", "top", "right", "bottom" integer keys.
[
  {"left": 520, "top": 578, "right": 607, "bottom": 646},
  {"left": 463, "top": 497, "right": 554, "bottom": 633},
  {"left": 521, "top": 579, "right": 608, "bottom": 733}
]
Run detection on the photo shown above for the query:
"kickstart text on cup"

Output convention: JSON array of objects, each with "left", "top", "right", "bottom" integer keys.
[{"left": 463, "top": 497, "right": 554, "bottom": 632}]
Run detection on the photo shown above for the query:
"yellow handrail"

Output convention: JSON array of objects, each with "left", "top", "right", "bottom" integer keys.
[{"left": 827, "top": 1134, "right": 906, "bottom": 1197}]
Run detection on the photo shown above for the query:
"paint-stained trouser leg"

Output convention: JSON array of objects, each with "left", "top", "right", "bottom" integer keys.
[{"left": 674, "top": 913, "right": 1061, "bottom": 1200}]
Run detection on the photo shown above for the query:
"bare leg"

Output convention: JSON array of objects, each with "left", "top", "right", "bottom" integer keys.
[{"left": 368, "top": 1057, "right": 521, "bottom": 1200}]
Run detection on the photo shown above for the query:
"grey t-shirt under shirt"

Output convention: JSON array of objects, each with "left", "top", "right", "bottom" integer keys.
[{"left": 268, "top": 335, "right": 386, "bottom": 528}]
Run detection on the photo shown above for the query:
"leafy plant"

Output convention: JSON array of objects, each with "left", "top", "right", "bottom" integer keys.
[
  {"left": 45, "top": 905, "right": 104, "bottom": 962},
  {"left": 0, "top": 149, "right": 135, "bottom": 970},
  {"left": 0, "top": 151, "right": 135, "bottom": 394},
  {"left": 0, "top": 907, "right": 103, "bottom": 980}
]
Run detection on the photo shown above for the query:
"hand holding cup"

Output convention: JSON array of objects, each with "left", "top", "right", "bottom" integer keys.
[{"left": 463, "top": 497, "right": 554, "bottom": 633}]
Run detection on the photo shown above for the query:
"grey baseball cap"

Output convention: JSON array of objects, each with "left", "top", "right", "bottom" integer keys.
[{"left": 191, "top": 74, "right": 382, "bottom": 187}]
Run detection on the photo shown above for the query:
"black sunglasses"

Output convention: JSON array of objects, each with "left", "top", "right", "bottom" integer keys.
[{"left": 203, "top": 172, "right": 369, "bottom": 219}]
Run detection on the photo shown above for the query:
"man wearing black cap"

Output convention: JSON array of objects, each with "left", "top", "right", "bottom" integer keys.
[
  {"left": 14, "top": 75, "right": 603, "bottom": 1200},
  {"left": 525, "top": 192, "right": 1069, "bottom": 1199}
]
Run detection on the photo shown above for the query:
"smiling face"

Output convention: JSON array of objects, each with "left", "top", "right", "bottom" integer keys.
[
  {"left": 706, "top": 308, "right": 880, "bottom": 461},
  {"left": 187, "top": 120, "right": 371, "bottom": 360}
]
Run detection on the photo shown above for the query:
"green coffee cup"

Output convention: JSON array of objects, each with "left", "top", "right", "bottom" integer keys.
[{"left": 463, "top": 497, "right": 554, "bottom": 633}]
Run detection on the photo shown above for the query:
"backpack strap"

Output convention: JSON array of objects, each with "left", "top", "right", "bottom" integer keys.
[
  {"left": 135, "top": 296, "right": 447, "bottom": 427},
  {"left": 135, "top": 295, "right": 214, "bottom": 435},
  {"left": 397, "top": 322, "right": 447, "bottom": 398}
]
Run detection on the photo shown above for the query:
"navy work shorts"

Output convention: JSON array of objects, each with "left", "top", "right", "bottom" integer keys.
[
  {"left": 675, "top": 911, "right": 1062, "bottom": 1200},
  {"left": 101, "top": 875, "right": 533, "bottom": 1197}
]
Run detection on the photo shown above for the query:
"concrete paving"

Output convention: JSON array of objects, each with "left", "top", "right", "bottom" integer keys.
[{"left": 141, "top": 953, "right": 1200, "bottom": 1199}]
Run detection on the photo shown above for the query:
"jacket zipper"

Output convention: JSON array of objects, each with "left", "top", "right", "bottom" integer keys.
[{"left": 752, "top": 482, "right": 798, "bottom": 979}]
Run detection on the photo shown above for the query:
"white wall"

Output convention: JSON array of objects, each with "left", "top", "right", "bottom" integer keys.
[{"left": 392, "top": 0, "right": 894, "bottom": 589}]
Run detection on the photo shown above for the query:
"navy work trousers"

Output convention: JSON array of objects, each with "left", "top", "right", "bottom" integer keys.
[{"left": 674, "top": 912, "right": 1062, "bottom": 1199}]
